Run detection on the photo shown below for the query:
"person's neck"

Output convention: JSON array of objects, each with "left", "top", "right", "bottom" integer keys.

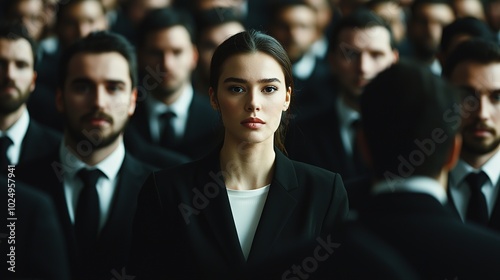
[
  {"left": 0, "top": 105, "right": 25, "bottom": 131},
  {"left": 64, "top": 133, "right": 122, "bottom": 166},
  {"left": 461, "top": 146, "right": 500, "bottom": 169},
  {"left": 154, "top": 83, "right": 188, "bottom": 106},
  {"left": 219, "top": 138, "right": 275, "bottom": 190}
]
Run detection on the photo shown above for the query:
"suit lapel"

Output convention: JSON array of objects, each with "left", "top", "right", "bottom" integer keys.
[
  {"left": 247, "top": 150, "right": 298, "bottom": 263},
  {"left": 488, "top": 174, "right": 500, "bottom": 232},
  {"left": 445, "top": 175, "right": 462, "bottom": 220},
  {"left": 195, "top": 150, "right": 246, "bottom": 266}
]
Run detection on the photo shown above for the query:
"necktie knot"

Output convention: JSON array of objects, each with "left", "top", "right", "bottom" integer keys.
[
  {"left": 160, "top": 111, "right": 178, "bottom": 148},
  {"left": 465, "top": 171, "right": 488, "bottom": 193},
  {"left": 77, "top": 168, "right": 103, "bottom": 189}
]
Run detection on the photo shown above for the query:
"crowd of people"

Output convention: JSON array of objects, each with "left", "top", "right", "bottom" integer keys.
[{"left": 1, "top": 0, "right": 500, "bottom": 279}]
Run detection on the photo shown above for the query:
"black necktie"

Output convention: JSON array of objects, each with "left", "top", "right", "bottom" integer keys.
[
  {"left": 159, "top": 111, "right": 178, "bottom": 149},
  {"left": 75, "top": 168, "right": 102, "bottom": 261},
  {"left": 465, "top": 171, "right": 489, "bottom": 226},
  {"left": 0, "top": 136, "right": 13, "bottom": 173}
]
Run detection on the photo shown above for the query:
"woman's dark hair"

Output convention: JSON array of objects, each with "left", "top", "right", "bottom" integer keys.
[{"left": 209, "top": 30, "right": 294, "bottom": 153}]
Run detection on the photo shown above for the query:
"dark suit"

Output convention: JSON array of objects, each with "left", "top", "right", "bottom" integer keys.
[
  {"left": 18, "top": 150, "right": 154, "bottom": 280},
  {"left": 335, "top": 192, "right": 500, "bottom": 280},
  {"left": 1, "top": 177, "right": 70, "bottom": 280},
  {"left": 126, "top": 93, "right": 222, "bottom": 161},
  {"left": 129, "top": 148, "right": 349, "bottom": 279},
  {"left": 18, "top": 118, "right": 61, "bottom": 164},
  {"left": 285, "top": 99, "right": 368, "bottom": 181}
]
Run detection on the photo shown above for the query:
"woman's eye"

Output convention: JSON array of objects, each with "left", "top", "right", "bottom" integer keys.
[
  {"left": 263, "top": 86, "right": 277, "bottom": 93},
  {"left": 229, "top": 86, "right": 245, "bottom": 93}
]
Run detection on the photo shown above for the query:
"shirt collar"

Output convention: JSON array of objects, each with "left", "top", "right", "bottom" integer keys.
[
  {"left": 59, "top": 139, "right": 125, "bottom": 181},
  {"left": 147, "top": 85, "right": 194, "bottom": 119},
  {"left": 0, "top": 108, "right": 30, "bottom": 148},
  {"left": 372, "top": 176, "right": 448, "bottom": 205},
  {"left": 292, "top": 50, "right": 316, "bottom": 80},
  {"left": 451, "top": 150, "right": 500, "bottom": 188}
]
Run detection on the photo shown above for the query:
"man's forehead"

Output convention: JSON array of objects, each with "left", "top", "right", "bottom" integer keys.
[{"left": 0, "top": 38, "right": 34, "bottom": 60}]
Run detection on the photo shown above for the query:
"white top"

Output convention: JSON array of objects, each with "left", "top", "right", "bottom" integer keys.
[
  {"left": 292, "top": 50, "right": 316, "bottom": 80},
  {"left": 372, "top": 176, "right": 448, "bottom": 205},
  {"left": 336, "top": 96, "right": 360, "bottom": 156},
  {"left": 60, "top": 141, "right": 125, "bottom": 232},
  {"left": 146, "top": 85, "right": 194, "bottom": 142},
  {"left": 227, "top": 185, "right": 270, "bottom": 260},
  {"left": 449, "top": 151, "right": 500, "bottom": 221},
  {"left": 0, "top": 108, "right": 29, "bottom": 165}
]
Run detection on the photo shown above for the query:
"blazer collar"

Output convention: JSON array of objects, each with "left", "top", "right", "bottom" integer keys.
[{"left": 194, "top": 147, "right": 299, "bottom": 266}]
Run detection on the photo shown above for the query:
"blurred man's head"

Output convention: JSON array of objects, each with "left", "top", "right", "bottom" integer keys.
[
  {"left": 56, "top": 0, "right": 108, "bottom": 49},
  {"left": 367, "top": 0, "right": 406, "bottom": 45},
  {"left": 5, "top": 0, "right": 56, "bottom": 41},
  {"left": 361, "top": 62, "right": 461, "bottom": 182},
  {"left": 329, "top": 9, "right": 398, "bottom": 110}
]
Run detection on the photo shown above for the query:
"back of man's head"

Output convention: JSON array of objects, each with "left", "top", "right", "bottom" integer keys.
[{"left": 360, "top": 61, "right": 461, "bottom": 180}]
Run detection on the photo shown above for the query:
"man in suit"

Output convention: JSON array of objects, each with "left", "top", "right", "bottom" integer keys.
[
  {"left": 19, "top": 31, "right": 155, "bottom": 280},
  {"left": 1, "top": 177, "right": 70, "bottom": 280},
  {"left": 285, "top": 9, "right": 399, "bottom": 181},
  {"left": 329, "top": 62, "right": 500, "bottom": 279},
  {"left": 442, "top": 39, "right": 500, "bottom": 232},
  {"left": 125, "top": 7, "right": 221, "bottom": 161},
  {"left": 0, "top": 21, "right": 61, "bottom": 173}
]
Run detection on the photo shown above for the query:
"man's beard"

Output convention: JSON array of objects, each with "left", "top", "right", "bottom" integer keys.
[
  {"left": 0, "top": 82, "right": 31, "bottom": 116},
  {"left": 462, "top": 135, "right": 500, "bottom": 155},
  {"left": 65, "top": 110, "right": 126, "bottom": 151}
]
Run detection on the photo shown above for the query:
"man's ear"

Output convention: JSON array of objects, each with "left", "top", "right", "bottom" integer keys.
[
  {"left": 128, "top": 88, "right": 138, "bottom": 116},
  {"left": 209, "top": 87, "right": 218, "bottom": 110}
]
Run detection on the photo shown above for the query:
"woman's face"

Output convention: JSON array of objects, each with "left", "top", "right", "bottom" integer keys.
[{"left": 210, "top": 52, "right": 291, "bottom": 146}]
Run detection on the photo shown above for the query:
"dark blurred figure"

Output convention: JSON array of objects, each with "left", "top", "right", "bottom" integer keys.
[
  {"left": 1, "top": 177, "right": 70, "bottom": 280},
  {"left": 485, "top": 0, "right": 500, "bottom": 43},
  {"left": 329, "top": 61, "right": 500, "bottom": 280},
  {"left": 403, "top": 0, "right": 455, "bottom": 75}
]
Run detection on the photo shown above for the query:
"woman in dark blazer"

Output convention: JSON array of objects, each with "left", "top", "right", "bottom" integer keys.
[{"left": 129, "top": 30, "right": 348, "bottom": 279}]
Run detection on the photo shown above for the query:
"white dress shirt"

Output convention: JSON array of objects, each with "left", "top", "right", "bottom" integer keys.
[
  {"left": 60, "top": 141, "right": 125, "bottom": 232},
  {"left": 0, "top": 109, "right": 30, "bottom": 165},
  {"left": 336, "top": 97, "right": 360, "bottom": 156},
  {"left": 449, "top": 151, "right": 500, "bottom": 221}
]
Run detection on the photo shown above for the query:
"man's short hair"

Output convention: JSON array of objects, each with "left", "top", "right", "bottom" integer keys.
[
  {"left": 442, "top": 39, "right": 500, "bottom": 78},
  {"left": 0, "top": 20, "right": 37, "bottom": 67},
  {"left": 440, "top": 17, "right": 495, "bottom": 53},
  {"left": 58, "top": 31, "right": 138, "bottom": 89},
  {"left": 328, "top": 8, "right": 396, "bottom": 54},
  {"left": 361, "top": 61, "right": 461, "bottom": 179}
]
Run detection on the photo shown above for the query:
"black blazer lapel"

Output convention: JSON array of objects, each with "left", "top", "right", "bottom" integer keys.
[
  {"left": 247, "top": 150, "right": 298, "bottom": 263},
  {"left": 194, "top": 150, "right": 246, "bottom": 266},
  {"left": 488, "top": 174, "right": 500, "bottom": 232},
  {"left": 446, "top": 175, "right": 462, "bottom": 220},
  {"left": 19, "top": 120, "right": 61, "bottom": 164}
]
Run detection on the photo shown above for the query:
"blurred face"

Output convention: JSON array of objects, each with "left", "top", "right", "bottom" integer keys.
[
  {"left": 9, "top": 0, "right": 46, "bottom": 41},
  {"left": 371, "top": 2, "right": 406, "bottom": 44},
  {"left": 0, "top": 38, "right": 36, "bottom": 116},
  {"left": 140, "top": 26, "right": 198, "bottom": 100},
  {"left": 331, "top": 26, "right": 398, "bottom": 101},
  {"left": 271, "top": 5, "right": 318, "bottom": 63},
  {"left": 127, "top": 0, "right": 172, "bottom": 25},
  {"left": 410, "top": 3, "right": 455, "bottom": 60},
  {"left": 453, "top": 0, "right": 485, "bottom": 20},
  {"left": 57, "top": 52, "right": 136, "bottom": 149},
  {"left": 449, "top": 61, "right": 500, "bottom": 158},
  {"left": 57, "top": 0, "right": 108, "bottom": 48},
  {"left": 198, "top": 22, "right": 245, "bottom": 85},
  {"left": 209, "top": 52, "right": 291, "bottom": 146}
]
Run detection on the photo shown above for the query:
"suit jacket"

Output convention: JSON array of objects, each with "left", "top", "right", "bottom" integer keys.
[
  {"left": 18, "top": 149, "right": 154, "bottom": 280},
  {"left": 334, "top": 192, "right": 500, "bottom": 280},
  {"left": 0, "top": 177, "right": 70, "bottom": 280},
  {"left": 128, "top": 148, "right": 349, "bottom": 279},
  {"left": 19, "top": 118, "right": 61, "bottom": 164},
  {"left": 446, "top": 177, "right": 500, "bottom": 233},
  {"left": 285, "top": 100, "right": 368, "bottom": 181},
  {"left": 126, "top": 92, "right": 222, "bottom": 161}
]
